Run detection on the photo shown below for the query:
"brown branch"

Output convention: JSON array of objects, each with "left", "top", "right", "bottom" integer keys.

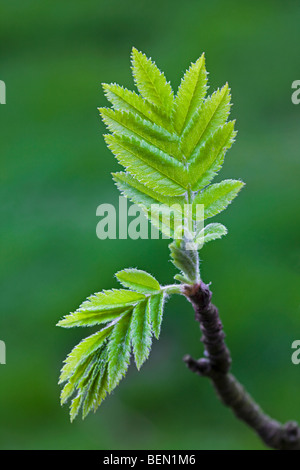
[{"left": 182, "top": 281, "right": 300, "bottom": 450}]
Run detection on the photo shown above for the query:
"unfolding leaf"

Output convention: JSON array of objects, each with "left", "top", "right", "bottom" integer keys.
[
  {"left": 100, "top": 107, "right": 180, "bottom": 160},
  {"left": 59, "top": 326, "right": 113, "bottom": 384},
  {"left": 196, "top": 222, "right": 228, "bottom": 245}
]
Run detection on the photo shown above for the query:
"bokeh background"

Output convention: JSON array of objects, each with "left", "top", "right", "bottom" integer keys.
[{"left": 1, "top": 0, "right": 299, "bottom": 450}]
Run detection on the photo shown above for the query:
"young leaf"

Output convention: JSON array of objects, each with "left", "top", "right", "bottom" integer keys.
[
  {"left": 193, "top": 179, "right": 245, "bottom": 219},
  {"left": 58, "top": 49, "right": 246, "bottom": 422},
  {"left": 169, "top": 238, "right": 200, "bottom": 283},
  {"left": 113, "top": 171, "right": 186, "bottom": 211},
  {"left": 116, "top": 268, "right": 161, "bottom": 294},
  {"left": 78, "top": 289, "right": 145, "bottom": 311},
  {"left": 81, "top": 353, "right": 109, "bottom": 419},
  {"left": 130, "top": 300, "right": 152, "bottom": 370},
  {"left": 93, "top": 365, "right": 110, "bottom": 412},
  {"left": 60, "top": 353, "right": 95, "bottom": 405},
  {"left": 172, "top": 54, "right": 208, "bottom": 135},
  {"left": 107, "top": 311, "right": 133, "bottom": 391},
  {"left": 59, "top": 326, "right": 113, "bottom": 384},
  {"left": 99, "top": 107, "right": 180, "bottom": 160},
  {"left": 180, "top": 84, "right": 231, "bottom": 159},
  {"left": 131, "top": 47, "right": 174, "bottom": 117},
  {"left": 192, "top": 149, "right": 225, "bottom": 191},
  {"left": 57, "top": 288, "right": 145, "bottom": 328},
  {"left": 70, "top": 392, "right": 83, "bottom": 422},
  {"left": 147, "top": 292, "right": 165, "bottom": 339},
  {"left": 102, "top": 83, "right": 169, "bottom": 130},
  {"left": 189, "top": 121, "right": 237, "bottom": 191},
  {"left": 105, "top": 133, "right": 187, "bottom": 196},
  {"left": 196, "top": 222, "right": 228, "bottom": 245}
]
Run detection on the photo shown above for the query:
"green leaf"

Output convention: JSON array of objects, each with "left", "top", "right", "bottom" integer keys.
[
  {"left": 113, "top": 172, "right": 186, "bottom": 210},
  {"left": 59, "top": 326, "right": 113, "bottom": 384},
  {"left": 181, "top": 84, "right": 231, "bottom": 159},
  {"left": 116, "top": 269, "right": 161, "bottom": 294},
  {"left": 57, "top": 289, "right": 145, "bottom": 328},
  {"left": 82, "top": 355, "right": 109, "bottom": 419},
  {"left": 147, "top": 293, "right": 165, "bottom": 339},
  {"left": 58, "top": 50, "right": 247, "bottom": 421},
  {"left": 93, "top": 365, "right": 110, "bottom": 412},
  {"left": 107, "top": 311, "right": 132, "bottom": 391},
  {"left": 130, "top": 300, "right": 152, "bottom": 369},
  {"left": 192, "top": 148, "right": 225, "bottom": 191},
  {"left": 172, "top": 54, "right": 208, "bottom": 135},
  {"left": 196, "top": 223, "right": 228, "bottom": 245},
  {"left": 193, "top": 179, "right": 245, "bottom": 219},
  {"left": 70, "top": 392, "right": 82, "bottom": 422},
  {"left": 105, "top": 133, "right": 187, "bottom": 196},
  {"left": 99, "top": 107, "right": 181, "bottom": 160},
  {"left": 57, "top": 310, "right": 126, "bottom": 328},
  {"left": 77, "top": 289, "right": 145, "bottom": 311},
  {"left": 149, "top": 203, "right": 186, "bottom": 239},
  {"left": 189, "top": 121, "right": 237, "bottom": 191},
  {"left": 102, "top": 83, "right": 169, "bottom": 130},
  {"left": 60, "top": 356, "right": 92, "bottom": 405},
  {"left": 131, "top": 47, "right": 174, "bottom": 117}
]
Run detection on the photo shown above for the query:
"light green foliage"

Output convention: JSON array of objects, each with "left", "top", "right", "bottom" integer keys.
[
  {"left": 180, "top": 84, "right": 231, "bottom": 158},
  {"left": 193, "top": 179, "right": 245, "bottom": 219},
  {"left": 116, "top": 269, "right": 161, "bottom": 294},
  {"left": 196, "top": 223, "right": 228, "bottom": 245},
  {"left": 130, "top": 300, "right": 152, "bottom": 369},
  {"left": 131, "top": 48, "right": 174, "bottom": 117},
  {"left": 58, "top": 49, "right": 244, "bottom": 420},
  {"left": 147, "top": 293, "right": 165, "bottom": 339},
  {"left": 172, "top": 54, "right": 208, "bottom": 135},
  {"left": 100, "top": 47, "right": 243, "bottom": 244},
  {"left": 58, "top": 270, "right": 167, "bottom": 419}
]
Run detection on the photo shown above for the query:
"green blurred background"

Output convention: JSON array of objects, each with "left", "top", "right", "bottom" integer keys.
[{"left": 1, "top": 0, "right": 299, "bottom": 450}]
